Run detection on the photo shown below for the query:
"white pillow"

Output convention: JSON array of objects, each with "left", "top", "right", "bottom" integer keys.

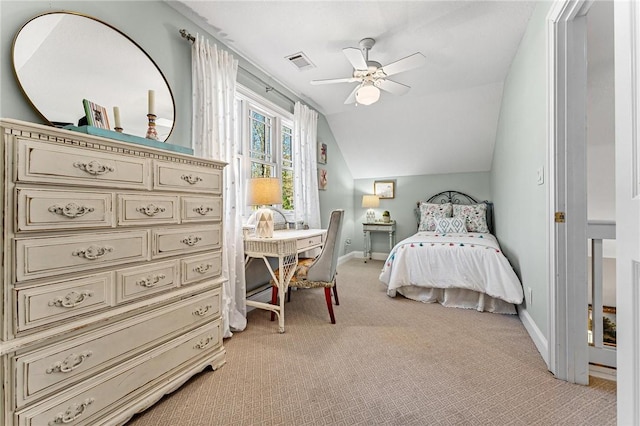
[
  {"left": 418, "top": 202, "right": 452, "bottom": 231},
  {"left": 452, "top": 203, "right": 489, "bottom": 233},
  {"left": 434, "top": 217, "right": 468, "bottom": 234}
]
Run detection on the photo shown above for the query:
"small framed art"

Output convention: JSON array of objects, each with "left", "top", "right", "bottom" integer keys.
[
  {"left": 374, "top": 180, "right": 395, "bottom": 199},
  {"left": 82, "top": 99, "right": 111, "bottom": 130},
  {"left": 318, "top": 168, "right": 328, "bottom": 190},
  {"left": 318, "top": 142, "right": 327, "bottom": 164}
]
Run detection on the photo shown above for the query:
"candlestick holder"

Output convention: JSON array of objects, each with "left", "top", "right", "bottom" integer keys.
[
  {"left": 114, "top": 127, "right": 123, "bottom": 133},
  {"left": 145, "top": 113, "right": 158, "bottom": 140}
]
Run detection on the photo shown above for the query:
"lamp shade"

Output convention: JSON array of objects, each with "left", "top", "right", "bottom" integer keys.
[
  {"left": 247, "top": 177, "right": 282, "bottom": 206},
  {"left": 355, "top": 84, "right": 380, "bottom": 106},
  {"left": 362, "top": 194, "right": 380, "bottom": 208}
]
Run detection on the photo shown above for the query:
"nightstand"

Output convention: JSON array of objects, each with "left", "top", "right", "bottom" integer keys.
[{"left": 363, "top": 221, "right": 396, "bottom": 262}]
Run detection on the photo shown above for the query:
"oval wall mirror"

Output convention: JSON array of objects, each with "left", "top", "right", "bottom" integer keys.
[{"left": 12, "top": 11, "right": 175, "bottom": 141}]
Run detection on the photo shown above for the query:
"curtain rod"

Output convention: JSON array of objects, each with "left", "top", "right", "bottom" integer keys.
[{"left": 179, "top": 29, "right": 297, "bottom": 106}]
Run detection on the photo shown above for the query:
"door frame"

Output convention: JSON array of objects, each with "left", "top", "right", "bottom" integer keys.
[{"left": 546, "top": 0, "right": 591, "bottom": 385}]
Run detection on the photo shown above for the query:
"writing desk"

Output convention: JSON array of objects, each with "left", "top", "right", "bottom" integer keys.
[{"left": 244, "top": 228, "right": 326, "bottom": 333}]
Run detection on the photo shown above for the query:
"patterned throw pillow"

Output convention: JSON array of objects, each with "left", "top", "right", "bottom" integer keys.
[
  {"left": 418, "top": 202, "right": 452, "bottom": 231},
  {"left": 434, "top": 217, "right": 468, "bottom": 233},
  {"left": 453, "top": 203, "right": 489, "bottom": 233}
]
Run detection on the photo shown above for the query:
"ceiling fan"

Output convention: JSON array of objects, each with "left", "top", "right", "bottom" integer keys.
[{"left": 310, "top": 37, "right": 426, "bottom": 105}]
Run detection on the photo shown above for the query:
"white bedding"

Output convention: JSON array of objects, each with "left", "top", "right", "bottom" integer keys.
[{"left": 379, "top": 232, "right": 524, "bottom": 314}]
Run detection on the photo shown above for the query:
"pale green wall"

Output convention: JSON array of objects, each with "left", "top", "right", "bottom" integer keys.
[
  {"left": 354, "top": 172, "right": 491, "bottom": 254},
  {"left": 491, "top": 2, "right": 552, "bottom": 335},
  {"left": 0, "top": 0, "right": 354, "bottom": 248}
]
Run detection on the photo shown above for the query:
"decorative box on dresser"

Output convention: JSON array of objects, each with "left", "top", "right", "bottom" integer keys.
[{"left": 0, "top": 119, "right": 227, "bottom": 426}]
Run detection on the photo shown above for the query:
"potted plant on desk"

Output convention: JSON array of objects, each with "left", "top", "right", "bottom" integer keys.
[{"left": 382, "top": 210, "right": 391, "bottom": 223}]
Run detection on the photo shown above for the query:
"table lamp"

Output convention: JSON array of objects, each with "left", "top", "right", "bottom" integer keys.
[
  {"left": 362, "top": 194, "right": 380, "bottom": 223},
  {"left": 247, "top": 177, "right": 282, "bottom": 238}
]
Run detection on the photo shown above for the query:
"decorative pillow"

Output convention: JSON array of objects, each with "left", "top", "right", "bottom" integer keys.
[
  {"left": 453, "top": 203, "right": 489, "bottom": 233},
  {"left": 434, "top": 217, "right": 468, "bottom": 234},
  {"left": 418, "top": 202, "right": 452, "bottom": 231}
]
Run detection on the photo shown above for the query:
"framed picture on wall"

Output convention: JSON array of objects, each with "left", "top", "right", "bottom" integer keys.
[
  {"left": 318, "top": 168, "right": 328, "bottom": 190},
  {"left": 374, "top": 180, "right": 395, "bottom": 199},
  {"left": 318, "top": 142, "right": 327, "bottom": 164}
]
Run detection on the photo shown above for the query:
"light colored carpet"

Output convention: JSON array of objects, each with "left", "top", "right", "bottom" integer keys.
[{"left": 127, "top": 259, "right": 616, "bottom": 425}]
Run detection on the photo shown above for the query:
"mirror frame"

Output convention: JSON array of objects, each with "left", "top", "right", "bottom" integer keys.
[{"left": 11, "top": 11, "right": 176, "bottom": 141}]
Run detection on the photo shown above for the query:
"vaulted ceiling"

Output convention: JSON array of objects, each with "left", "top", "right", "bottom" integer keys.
[{"left": 170, "top": 1, "right": 536, "bottom": 179}]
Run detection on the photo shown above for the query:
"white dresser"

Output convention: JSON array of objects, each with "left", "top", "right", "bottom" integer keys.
[{"left": 0, "top": 119, "right": 227, "bottom": 426}]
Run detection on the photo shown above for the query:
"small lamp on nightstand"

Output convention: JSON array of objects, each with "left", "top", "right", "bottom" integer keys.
[
  {"left": 247, "top": 177, "right": 282, "bottom": 238},
  {"left": 362, "top": 194, "right": 380, "bottom": 223}
]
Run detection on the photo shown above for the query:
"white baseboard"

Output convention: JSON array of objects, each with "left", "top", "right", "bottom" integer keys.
[
  {"left": 354, "top": 251, "right": 389, "bottom": 261},
  {"left": 519, "top": 307, "right": 549, "bottom": 367},
  {"left": 589, "top": 364, "right": 617, "bottom": 381}
]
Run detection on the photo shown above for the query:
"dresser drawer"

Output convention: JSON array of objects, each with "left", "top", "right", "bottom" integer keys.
[
  {"left": 115, "top": 260, "right": 179, "bottom": 304},
  {"left": 15, "top": 230, "right": 150, "bottom": 282},
  {"left": 15, "top": 320, "right": 222, "bottom": 426},
  {"left": 17, "top": 188, "right": 115, "bottom": 232},
  {"left": 16, "top": 139, "right": 151, "bottom": 189},
  {"left": 181, "top": 196, "right": 222, "bottom": 222},
  {"left": 152, "top": 225, "right": 222, "bottom": 259},
  {"left": 15, "top": 272, "right": 114, "bottom": 333},
  {"left": 181, "top": 252, "right": 223, "bottom": 285},
  {"left": 13, "top": 289, "right": 221, "bottom": 408},
  {"left": 117, "top": 194, "right": 179, "bottom": 226},
  {"left": 154, "top": 161, "right": 222, "bottom": 194}
]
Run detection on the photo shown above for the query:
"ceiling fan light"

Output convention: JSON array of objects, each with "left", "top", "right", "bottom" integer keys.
[{"left": 355, "top": 84, "right": 380, "bottom": 105}]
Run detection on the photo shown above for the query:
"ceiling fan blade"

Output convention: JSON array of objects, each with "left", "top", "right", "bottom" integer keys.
[
  {"left": 310, "top": 77, "right": 359, "bottom": 85},
  {"left": 342, "top": 47, "right": 368, "bottom": 70},
  {"left": 377, "top": 79, "right": 411, "bottom": 96},
  {"left": 379, "top": 52, "right": 426, "bottom": 77},
  {"left": 343, "top": 85, "right": 360, "bottom": 104}
]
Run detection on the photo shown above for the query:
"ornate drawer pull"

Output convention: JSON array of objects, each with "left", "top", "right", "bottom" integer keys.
[
  {"left": 136, "top": 273, "right": 166, "bottom": 287},
  {"left": 194, "top": 263, "right": 212, "bottom": 274},
  {"left": 136, "top": 203, "right": 166, "bottom": 217},
  {"left": 46, "top": 351, "right": 93, "bottom": 374},
  {"left": 48, "top": 203, "right": 95, "bottom": 218},
  {"left": 72, "top": 245, "right": 113, "bottom": 260},
  {"left": 181, "top": 174, "right": 203, "bottom": 184},
  {"left": 181, "top": 235, "right": 202, "bottom": 246},
  {"left": 73, "top": 160, "right": 114, "bottom": 175},
  {"left": 193, "top": 205, "right": 213, "bottom": 215},
  {"left": 49, "top": 397, "right": 95, "bottom": 425},
  {"left": 193, "top": 304, "right": 213, "bottom": 316},
  {"left": 194, "top": 335, "right": 215, "bottom": 349},
  {"left": 48, "top": 290, "right": 93, "bottom": 308}
]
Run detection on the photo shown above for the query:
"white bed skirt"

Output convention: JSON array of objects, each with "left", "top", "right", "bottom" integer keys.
[{"left": 388, "top": 286, "right": 518, "bottom": 315}]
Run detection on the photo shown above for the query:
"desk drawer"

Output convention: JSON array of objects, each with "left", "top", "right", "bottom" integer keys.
[
  {"left": 15, "top": 231, "right": 149, "bottom": 282},
  {"left": 14, "top": 290, "right": 220, "bottom": 407},
  {"left": 154, "top": 161, "right": 222, "bottom": 194},
  {"left": 152, "top": 225, "right": 221, "bottom": 259},
  {"left": 17, "top": 189, "right": 115, "bottom": 232},
  {"left": 15, "top": 321, "right": 222, "bottom": 426},
  {"left": 15, "top": 273, "right": 114, "bottom": 332},
  {"left": 296, "top": 235, "right": 323, "bottom": 251},
  {"left": 17, "top": 139, "right": 151, "bottom": 189}
]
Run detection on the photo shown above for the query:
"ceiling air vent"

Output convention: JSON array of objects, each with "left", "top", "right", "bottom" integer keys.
[{"left": 285, "top": 52, "right": 315, "bottom": 71}]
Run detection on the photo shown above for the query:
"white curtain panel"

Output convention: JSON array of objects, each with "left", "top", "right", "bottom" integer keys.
[
  {"left": 191, "top": 34, "right": 246, "bottom": 337},
  {"left": 293, "top": 102, "right": 321, "bottom": 228}
]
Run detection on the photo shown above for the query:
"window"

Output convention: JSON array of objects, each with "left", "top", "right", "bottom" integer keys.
[{"left": 237, "top": 86, "right": 295, "bottom": 217}]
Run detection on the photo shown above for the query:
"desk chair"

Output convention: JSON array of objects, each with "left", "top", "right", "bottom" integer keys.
[{"left": 271, "top": 209, "right": 344, "bottom": 324}]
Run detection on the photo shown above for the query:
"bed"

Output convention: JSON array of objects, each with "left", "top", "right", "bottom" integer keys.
[{"left": 379, "top": 190, "right": 523, "bottom": 314}]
